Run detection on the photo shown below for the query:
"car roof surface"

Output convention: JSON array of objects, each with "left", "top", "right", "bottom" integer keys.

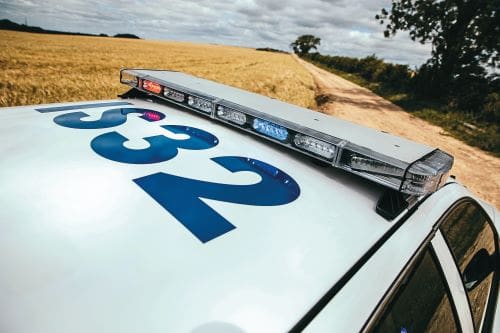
[{"left": 1, "top": 98, "right": 401, "bottom": 332}]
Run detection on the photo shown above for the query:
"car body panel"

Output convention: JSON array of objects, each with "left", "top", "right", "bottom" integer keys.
[
  {"left": 1, "top": 98, "right": 396, "bottom": 332},
  {"left": 1, "top": 93, "right": 497, "bottom": 332},
  {"left": 302, "top": 183, "right": 484, "bottom": 332}
]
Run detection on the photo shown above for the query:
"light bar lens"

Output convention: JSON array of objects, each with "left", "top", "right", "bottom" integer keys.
[
  {"left": 401, "top": 149, "right": 453, "bottom": 195},
  {"left": 121, "top": 72, "right": 137, "bottom": 86},
  {"left": 187, "top": 96, "right": 213, "bottom": 113},
  {"left": 349, "top": 154, "right": 405, "bottom": 178},
  {"left": 216, "top": 105, "right": 247, "bottom": 125},
  {"left": 119, "top": 69, "right": 455, "bottom": 197},
  {"left": 252, "top": 118, "right": 288, "bottom": 141},
  {"left": 163, "top": 87, "right": 185, "bottom": 102},
  {"left": 293, "top": 134, "right": 336, "bottom": 160},
  {"left": 143, "top": 80, "right": 161, "bottom": 94},
  {"left": 142, "top": 111, "right": 164, "bottom": 121}
]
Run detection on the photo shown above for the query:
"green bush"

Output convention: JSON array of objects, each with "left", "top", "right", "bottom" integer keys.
[
  {"left": 301, "top": 53, "right": 499, "bottom": 156},
  {"left": 483, "top": 93, "right": 500, "bottom": 123},
  {"left": 304, "top": 53, "right": 411, "bottom": 91}
]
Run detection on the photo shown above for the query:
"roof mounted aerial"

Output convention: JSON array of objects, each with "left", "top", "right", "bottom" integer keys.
[{"left": 119, "top": 68, "right": 454, "bottom": 196}]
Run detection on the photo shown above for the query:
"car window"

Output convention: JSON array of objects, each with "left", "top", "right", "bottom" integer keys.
[
  {"left": 369, "top": 248, "right": 461, "bottom": 333},
  {"left": 440, "top": 201, "right": 498, "bottom": 331}
]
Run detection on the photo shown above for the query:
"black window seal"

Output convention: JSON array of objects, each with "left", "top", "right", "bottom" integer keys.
[
  {"left": 289, "top": 183, "right": 459, "bottom": 332},
  {"left": 288, "top": 191, "right": 427, "bottom": 332},
  {"left": 361, "top": 245, "right": 463, "bottom": 333},
  {"left": 360, "top": 196, "right": 474, "bottom": 332}
]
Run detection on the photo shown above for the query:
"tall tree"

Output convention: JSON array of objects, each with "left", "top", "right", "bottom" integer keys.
[
  {"left": 376, "top": 0, "right": 499, "bottom": 97},
  {"left": 290, "top": 35, "right": 321, "bottom": 55}
]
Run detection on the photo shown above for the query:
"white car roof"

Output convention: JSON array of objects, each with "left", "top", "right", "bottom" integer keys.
[{"left": 0, "top": 98, "right": 423, "bottom": 332}]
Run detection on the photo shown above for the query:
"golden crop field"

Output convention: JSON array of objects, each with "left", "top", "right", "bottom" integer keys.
[{"left": 0, "top": 30, "right": 316, "bottom": 108}]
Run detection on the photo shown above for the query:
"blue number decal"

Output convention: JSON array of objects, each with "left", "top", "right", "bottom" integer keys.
[
  {"left": 133, "top": 156, "right": 300, "bottom": 243},
  {"left": 53, "top": 108, "right": 165, "bottom": 129},
  {"left": 90, "top": 125, "right": 219, "bottom": 164}
]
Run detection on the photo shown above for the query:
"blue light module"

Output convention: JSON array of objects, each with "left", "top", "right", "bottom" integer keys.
[{"left": 252, "top": 118, "right": 289, "bottom": 142}]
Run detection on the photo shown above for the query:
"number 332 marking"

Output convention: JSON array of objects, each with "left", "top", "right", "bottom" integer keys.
[{"left": 36, "top": 102, "right": 300, "bottom": 242}]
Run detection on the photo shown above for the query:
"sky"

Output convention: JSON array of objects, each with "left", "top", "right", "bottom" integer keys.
[{"left": 1, "top": 0, "right": 433, "bottom": 68}]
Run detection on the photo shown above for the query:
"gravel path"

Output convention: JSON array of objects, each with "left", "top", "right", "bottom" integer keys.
[{"left": 296, "top": 57, "right": 499, "bottom": 209}]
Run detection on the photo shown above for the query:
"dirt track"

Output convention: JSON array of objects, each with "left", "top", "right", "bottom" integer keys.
[{"left": 295, "top": 57, "right": 499, "bottom": 209}]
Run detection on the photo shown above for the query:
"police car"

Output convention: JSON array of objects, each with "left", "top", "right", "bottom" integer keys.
[{"left": 0, "top": 69, "right": 498, "bottom": 333}]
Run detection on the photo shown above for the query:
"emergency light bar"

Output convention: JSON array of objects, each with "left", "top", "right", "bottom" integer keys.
[{"left": 119, "top": 69, "right": 453, "bottom": 196}]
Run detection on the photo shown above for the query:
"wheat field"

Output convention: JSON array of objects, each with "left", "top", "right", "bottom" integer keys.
[{"left": 0, "top": 30, "right": 316, "bottom": 108}]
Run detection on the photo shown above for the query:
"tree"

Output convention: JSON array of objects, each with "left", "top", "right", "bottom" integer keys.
[
  {"left": 290, "top": 35, "right": 321, "bottom": 55},
  {"left": 376, "top": 0, "right": 499, "bottom": 99}
]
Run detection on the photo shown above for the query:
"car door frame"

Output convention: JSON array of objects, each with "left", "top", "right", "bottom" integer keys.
[{"left": 436, "top": 198, "right": 500, "bottom": 333}]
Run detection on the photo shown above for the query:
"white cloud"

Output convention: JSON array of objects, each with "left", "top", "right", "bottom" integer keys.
[{"left": 0, "top": 0, "right": 433, "bottom": 67}]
